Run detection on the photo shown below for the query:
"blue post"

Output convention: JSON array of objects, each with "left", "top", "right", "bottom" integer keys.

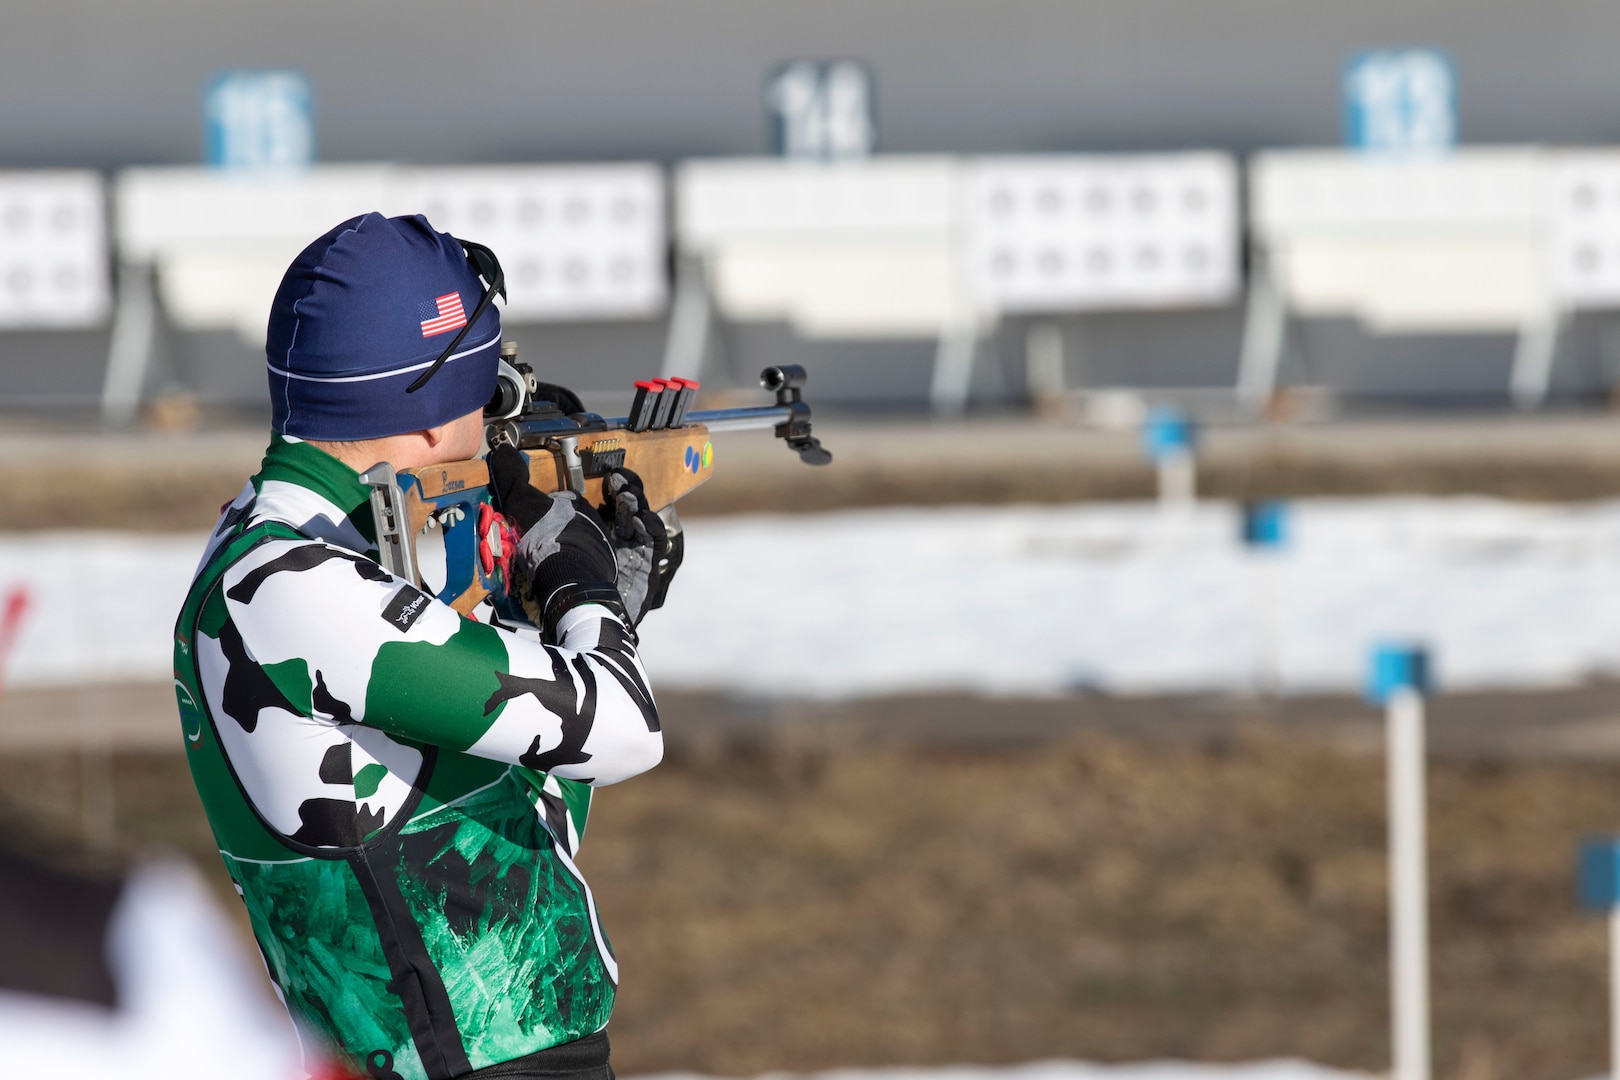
[
  {"left": 1369, "top": 641, "right": 1432, "bottom": 1080},
  {"left": 1239, "top": 500, "right": 1289, "bottom": 694},
  {"left": 1240, "top": 500, "right": 1290, "bottom": 550},
  {"left": 1367, "top": 643, "right": 1431, "bottom": 705},
  {"left": 1579, "top": 838, "right": 1620, "bottom": 1079},
  {"left": 1140, "top": 406, "right": 1195, "bottom": 462},
  {"left": 1141, "top": 407, "right": 1197, "bottom": 511}
]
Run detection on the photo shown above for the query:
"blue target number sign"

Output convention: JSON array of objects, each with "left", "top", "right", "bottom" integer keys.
[
  {"left": 205, "top": 70, "right": 314, "bottom": 169},
  {"left": 1343, "top": 50, "right": 1456, "bottom": 153}
]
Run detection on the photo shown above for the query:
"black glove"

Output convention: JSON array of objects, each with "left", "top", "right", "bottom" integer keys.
[
  {"left": 600, "top": 468, "right": 683, "bottom": 625},
  {"left": 487, "top": 444, "right": 623, "bottom": 635}
]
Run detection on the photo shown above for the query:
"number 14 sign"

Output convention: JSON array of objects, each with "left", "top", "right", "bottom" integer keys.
[{"left": 765, "top": 60, "right": 876, "bottom": 161}]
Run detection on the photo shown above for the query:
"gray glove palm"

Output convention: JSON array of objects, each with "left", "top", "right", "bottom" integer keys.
[{"left": 602, "top": 468, "right": 683, "bottom": 626}]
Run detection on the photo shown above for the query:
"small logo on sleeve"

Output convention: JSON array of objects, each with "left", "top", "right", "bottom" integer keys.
[{"left": 382, "top": 584, "right": 431, "bottom": 633}]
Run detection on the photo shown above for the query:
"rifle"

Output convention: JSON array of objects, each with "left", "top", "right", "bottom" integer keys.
[{"left": 359, "top": 343, "right": 831, "bottom": 625}]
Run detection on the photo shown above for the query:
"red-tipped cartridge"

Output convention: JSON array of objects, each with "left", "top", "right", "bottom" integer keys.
[
  {"left": 628, "top": 379, "right": 662, "bottom": 432},
  {"left": 665, "top": 377, "right": 700, "bottom": 427},
  {"left": 649, "top": 378, "right": 679, "bottom": 429}
]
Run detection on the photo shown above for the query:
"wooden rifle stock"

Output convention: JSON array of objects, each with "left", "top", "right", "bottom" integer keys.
[{"left": 360, "top": 358, "right": 828, "bottom": 626}]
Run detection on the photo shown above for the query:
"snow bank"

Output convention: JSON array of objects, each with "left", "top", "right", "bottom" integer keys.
[
  {"left": 0, "top": 530, "right": 205, "bottom": 688},
  {"left": 639, "top": 497, "right": 1620, "bottom": 698},
  {"left": 7, "top": 497, "right": 1620, "bottom": 698}
]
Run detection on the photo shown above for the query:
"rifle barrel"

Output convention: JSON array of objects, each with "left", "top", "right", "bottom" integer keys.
[{"left": 603, "top": 405, "right": 792, "bottom": 434}]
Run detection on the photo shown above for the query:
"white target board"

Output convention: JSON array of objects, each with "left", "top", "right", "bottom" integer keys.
[
  {"left": 0, "top": 171, "right": 110, "bottom": 328},
  {"left": 116, "top": 166, "right": 395, "bottom": 340},
  {"left": 116, "top": 165, "right": 667, "bottom": 341},
  {"left": 1251, "top": 148, "right": 1545, "bottom": 233},
  {"left": 966, "top": 154, "right": 1239, "bottom": 314},
  {"left": 675, "top": 158, "right": 964, "bottom": 338},
  {"left": 1547, "top": 151, "right": 1620, "bottom": 307},
  {"left": 116, "top": 166, "right": 394, "bottom": 260},
  {"left": 1249, "top": 148, "right": 1549, "bottom": 331},
  {"left": 678, "top": 158, "right": 956, "bottom": 245},
  {"left": 400, "top": 165, "right": 666, "bottom": 321}
]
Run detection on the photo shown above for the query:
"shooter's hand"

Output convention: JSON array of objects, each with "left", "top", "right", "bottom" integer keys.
[
  {"left": 487, "top": 444, "right": 623, "bottom": 635},
  {"left": 601, "top": 468, "right": 682, "bottom": 625}
]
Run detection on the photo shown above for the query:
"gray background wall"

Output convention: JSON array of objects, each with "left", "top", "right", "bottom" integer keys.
[{"left": 6, "top": 0, "right": 1620, "bottom": 413}]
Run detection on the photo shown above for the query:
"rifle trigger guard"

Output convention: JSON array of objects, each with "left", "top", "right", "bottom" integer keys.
[{"left": 553, "top": 435, "right": 587, "bottom": 494}]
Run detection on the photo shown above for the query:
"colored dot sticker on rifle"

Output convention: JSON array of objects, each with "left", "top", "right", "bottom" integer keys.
[{"left": 681, "top": 442, "right": 713, "bottom": 475}]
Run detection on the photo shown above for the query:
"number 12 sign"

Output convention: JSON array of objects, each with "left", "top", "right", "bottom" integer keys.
[{"left": 1343, "top": 50, "right": 1456, "bottom": 153}]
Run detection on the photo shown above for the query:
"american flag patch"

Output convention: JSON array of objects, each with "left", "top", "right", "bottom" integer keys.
[{"left": 418, "top": 292, "right": 468, "bottom": 338}]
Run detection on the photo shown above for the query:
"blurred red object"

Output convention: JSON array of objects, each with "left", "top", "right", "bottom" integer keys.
[{"left": 0, "top": 585, "right": 31, "bottom": 696}]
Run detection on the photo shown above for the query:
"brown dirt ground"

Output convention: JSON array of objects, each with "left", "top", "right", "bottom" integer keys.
[
  {"left": 19, "top": 433, "right": 1620, "bottom": 532},
  {"left": 2, "top": 703, "right": 1618, "bottom": 1080}
]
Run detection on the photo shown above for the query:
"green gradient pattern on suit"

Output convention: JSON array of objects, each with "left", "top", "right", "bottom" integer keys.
[
  {"left": 397, "top": 773, "right": 614, "bottom": 1071},
  {"left": 227, "top": 853, "right": 419, "bottom": 1076},
  {"left": 225, "top": 771, "right": 614, "bottom": 1080}
]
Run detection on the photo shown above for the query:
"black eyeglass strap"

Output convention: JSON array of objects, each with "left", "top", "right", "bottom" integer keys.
[{"left": 406, "top": 238, "right": 507, "bottom": 395}]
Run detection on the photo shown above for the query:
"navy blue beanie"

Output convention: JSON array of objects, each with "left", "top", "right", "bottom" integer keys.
[{"left": 266, "top": 212, "right": 501, "bottom": 440}]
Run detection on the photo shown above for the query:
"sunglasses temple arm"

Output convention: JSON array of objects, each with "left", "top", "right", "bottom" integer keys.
[{"left": 405, "top": 281, "right": 502, "bottom": 394}]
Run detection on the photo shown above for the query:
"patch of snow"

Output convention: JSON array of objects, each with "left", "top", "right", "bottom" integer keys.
[
  {"left": 641, "top": 497, "right": 1620, "bottom": 698},
  {"left": 0, "top": 530, "right": 205, "bottom": 689},
  {"left": 9, "top": 497, "right": 1620, "bottom": 699}
]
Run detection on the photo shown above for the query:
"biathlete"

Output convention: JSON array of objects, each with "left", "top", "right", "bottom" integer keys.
[{"left": 173, "top": 213, "right": 674, "bottom": 1080}]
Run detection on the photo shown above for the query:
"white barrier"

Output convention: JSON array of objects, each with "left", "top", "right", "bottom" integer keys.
[
  {"left": 0, "top": 171, "right": 110, "bottom": 329},
  {"left": 104, "top": 164, "right": 668, "bottom": 424},
  {"left": 116, "top": 166, "right": 394, "bottom": 261},
  {"left": 672, "top": 156, "right": 970, "bottom": 410},
  {"left": 105, "top": 166, "right": 397, "bottom": 423},
  {"left": 1249, "top": 149, "right": 1546, "bottom": 331},
  {"left": 1243, "top": 148, "right": 1562, "bottom": 407},
  {"left": 1246, "top": 147, "right": 1620, "bottom": 409},
  {"left": 965, "top": 154, "right": 1239, "bottom": 314},
  {"left": 115, "top": 165, "right": 394, "bottom": 340},
  {"left": 674, "top": 157, "right": 962, "bottom": 336}
]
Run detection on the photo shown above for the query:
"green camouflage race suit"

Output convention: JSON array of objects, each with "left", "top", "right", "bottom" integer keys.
[{"left": 172, "top": 435, "right": 662, "bottom": 1080}]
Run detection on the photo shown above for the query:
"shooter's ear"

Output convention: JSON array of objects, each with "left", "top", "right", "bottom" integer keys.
[{"left": 419, "top": 421, "right": 454, "bottom": 449}]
